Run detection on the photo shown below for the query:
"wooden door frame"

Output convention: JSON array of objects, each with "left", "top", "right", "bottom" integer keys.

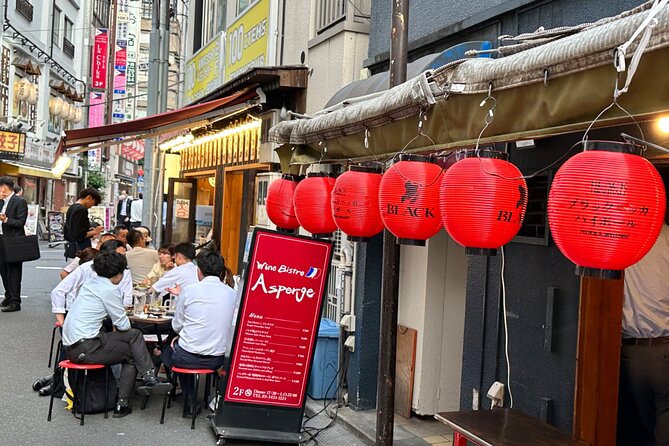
[{"left": 165, "top": 177, "right": 197, "bottom": 244}]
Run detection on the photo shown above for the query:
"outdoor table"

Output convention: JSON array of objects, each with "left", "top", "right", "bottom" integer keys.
[
  {"left": 435, "top": 409, "right": 589, "bottom": 446},
  {"left": 128, "top": 315, "right": 174, "bottom": 351}
]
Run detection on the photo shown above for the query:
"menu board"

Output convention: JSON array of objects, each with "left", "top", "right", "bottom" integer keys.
[
  {"left": 224, "top": 230, "right": 332, "bottom": 408},
  {"left": 47, "top": 211, "right": 65, "bottom": 243}
]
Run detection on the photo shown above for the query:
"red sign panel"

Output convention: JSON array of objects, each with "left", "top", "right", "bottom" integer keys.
[
  {"left": 225, "top": 231, "right": 332, "bottom": 408},
  {"left": 92, "top": 29, "right": 108, "bottom": 90}
]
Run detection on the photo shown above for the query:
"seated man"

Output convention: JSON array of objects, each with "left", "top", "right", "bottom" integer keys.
[
  {"left": 161, "top": 250, "right": 236, "bottom": 413},
  {"left": 150, "top": 242, "right": 199, "bottom": 296},
  {"left": 61, "top": 252, "right": 172, "bottom": 418},
  {"left": 126, "top": 229, "right": 159, "bottom": 285}
]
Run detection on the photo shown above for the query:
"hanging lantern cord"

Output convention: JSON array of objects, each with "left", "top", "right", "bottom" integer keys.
[
  {"left": 396, "top": 108, "right": 436, "bottom": 156},
  {"left": 474, "top": 82, "right": 497, "bottom": 153},
  {"left": 318, "top": 140, "right": 328, "bottom": 163}
]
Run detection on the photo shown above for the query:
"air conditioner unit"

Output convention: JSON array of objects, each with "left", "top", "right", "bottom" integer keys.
[
  {"left": 254, "top": 172, "right": 281, "bottom": 229},
  {"left": 258, "top": 109, "right": 285, "bottom": 164}
]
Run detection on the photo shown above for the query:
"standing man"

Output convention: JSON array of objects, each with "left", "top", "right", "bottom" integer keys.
[
  {"left": 64, "top": 188, "right": 104, "bottom": 255},
  {"left": 129, "top": 193, "right": 143, "bottom": 228},
  {"left": 0, "top": 177, "right": 27, "bottom": 312},
  {"left": 116, "top": 190, "right": 132, "bottom": 229},
  {"left": 618, "top": 178, "right": 669, "bottom": 446},
  {"left": 161, "top": 250, "right": 236, "bottom": 413}
]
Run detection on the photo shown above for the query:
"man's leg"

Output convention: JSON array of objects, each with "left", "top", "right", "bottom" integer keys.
[
  {"left": 170, "top": 344, "right": 225, "bottom": 409},
  {"left": 0, "top": 259, "right": 9, "bottom": 305},
  {"left": 6, "top": 262, "right": 22, "bottom": 306},
  {"left": 651, "top": 343, "right": 669, "bottom": 445},
  {"left": 620, "top": 344, "right": 656, "bottom": 446}
]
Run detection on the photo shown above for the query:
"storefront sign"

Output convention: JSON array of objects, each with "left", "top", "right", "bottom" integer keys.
[
  {"left": 175, "top": 198, "right": 190, "bottom": 218},
  {"left": 225, "top": 0, "right": 276, "bottom": 81},
  {"left": 88, "top": 92, "right": 105, "bottom": 171},
  {"left": 92, "top": 29, "right": 108, "bottom": 89},
  {"left": 185, "top": 32, "right": 226, "bottom": 104},
  {"left": 0, "top": 131, "right": 25, "bottom": 159},
  {"left": 224, "top": 230, "right": 333, "bottom": 408},
  {"left": 47, "top": 211, "right": 65, "bottom": 243}
]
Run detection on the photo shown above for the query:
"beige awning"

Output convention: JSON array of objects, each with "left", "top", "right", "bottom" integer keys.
[{"left": 270, "top": 1, "right": 669, "bottom": 170}]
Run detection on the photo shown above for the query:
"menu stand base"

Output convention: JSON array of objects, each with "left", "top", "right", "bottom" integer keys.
[{"left": 211, "top": 421, "right": 304, "bottom": 445}]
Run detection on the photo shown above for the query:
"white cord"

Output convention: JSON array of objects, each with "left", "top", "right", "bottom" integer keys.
[{"left": 500, "top": 246, "right": 514, "bottom": 408}]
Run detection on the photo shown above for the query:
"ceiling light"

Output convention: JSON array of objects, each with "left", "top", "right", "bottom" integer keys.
[{"left": 658, "top": 116, "right": 669, "bottom": 134}]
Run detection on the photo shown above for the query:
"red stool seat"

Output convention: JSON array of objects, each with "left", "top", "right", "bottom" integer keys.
[
  {"left": 59, "top": 360, "right": 105, "bottom": 370},
  {"left": 171, "top": 367, "right": 215, "bottom": 375}
]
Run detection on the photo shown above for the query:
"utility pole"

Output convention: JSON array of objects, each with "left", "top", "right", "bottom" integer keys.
[
  {"left": 142, "top": 0, "right": 169, "bottom": 242},
  {"left": 375, "top": 1, "right": 408, "bottom": 445}
]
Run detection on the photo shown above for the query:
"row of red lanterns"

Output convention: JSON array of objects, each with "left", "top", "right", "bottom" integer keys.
[{"left": 266, "top": 141, "right": 666, "bottom": 279}]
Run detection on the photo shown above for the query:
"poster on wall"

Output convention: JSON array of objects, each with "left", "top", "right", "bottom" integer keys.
[
  {"left": 24, "top": 204, "right": 39, "bottom": 236},
  {"left": 174, "top": 198, "right": 190, "bottom": 219},
  {"left": 213, "top": 228, "right": 333, "bottom": 443}
]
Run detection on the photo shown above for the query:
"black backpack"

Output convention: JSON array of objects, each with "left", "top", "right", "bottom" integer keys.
[{"left": 67, "top": 367, "right": 117, "bottom": 414}]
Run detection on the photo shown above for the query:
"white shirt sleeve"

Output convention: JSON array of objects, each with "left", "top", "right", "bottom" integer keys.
[
  {"left": 120, "top": 270, "right": 133, "bottom": 306},
  {"left": 171, "top": 286, "right": 188, "bottom": 334},
  {"left": 51, "top": 264, "right": 86, "bottom": 313},
  {"left": 151, "top": 267, "right": 178, "bottom": 294}
]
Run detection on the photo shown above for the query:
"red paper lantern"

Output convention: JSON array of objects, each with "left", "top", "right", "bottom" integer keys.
[
  {"left": 294, "top": 173, "right": 338, "bottom": 238},
  {"left": 266, "top": 174, "right": 301, "bottom": 232},
  {"left": 332, "top": 165, "right": 384, "bottom": 242},
  {"left": 548, "top": 141, "right": 666, "bottom": 279},
  {"left": 441, "top": 150, "right": 528, "bottom": 255},
  {"left": 379, "top": 154, "right": 442, "bottom": 246}
]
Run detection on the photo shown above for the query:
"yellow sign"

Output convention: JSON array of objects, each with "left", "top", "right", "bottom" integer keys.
[
  {"left": 0, "top": 131, "right": 25, "bottom": 155},
  {"left": 225, "top": 0, "right": 272, "bottom": 81},
  {"left": 185, "top": 32, "right": 225, "bottom": 104}
]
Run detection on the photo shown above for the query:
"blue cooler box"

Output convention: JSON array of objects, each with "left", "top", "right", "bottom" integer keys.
[{"left": 307, "top": 318, "right": 340, "bottom": 400}]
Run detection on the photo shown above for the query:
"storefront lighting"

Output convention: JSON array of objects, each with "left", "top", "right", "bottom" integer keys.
[
  {"left": 159, "top": 133, "right": 194, "bottom": 151},
  {"left": 658, "top": 116, "right": 669, "bottom": 134},
  {"left": 50, "top": 154, "right": 72, "bottom": 178},
  {"left": 190, "top": 120, "right": 262, "bottom": 146}
]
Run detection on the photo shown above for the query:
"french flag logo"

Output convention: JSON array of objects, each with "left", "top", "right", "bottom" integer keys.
[{"left": 305, "top": 267, "right": 321, "bottom": 279}]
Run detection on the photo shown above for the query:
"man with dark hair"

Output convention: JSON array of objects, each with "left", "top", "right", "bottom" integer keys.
[
  {"left": 64, "top": 187, "right": 103, "bottom": 257},
  {"left": 150, "top": 242, "right": 198, "bottom": 294},
  {"left": 112, "top": 225, "right": 129, "bottom": 246},
  {"left": 116, "top": 190, "right": 132, "bottom": 229},
  {"left": 129, "top": 192, "right": 143, "bottom": 228},
  {"left": 62, "top": 252, "right": 172, "bottom": 417},
  {"left": 12, "top": 185, "right": 23, "bottom": 196},
  {"left": 0, "top": 176, "right": 28, "bottom": 312},
  {"left": 161, "top": 250, "right": 236, "bottom": 413},
  {"left": 126, "top": 229, "right": 158, "bottom": 284}
]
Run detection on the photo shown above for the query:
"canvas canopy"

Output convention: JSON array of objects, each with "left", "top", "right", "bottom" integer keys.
[{"left": 270, "top": 1, "right": 669, "bottom": 170}]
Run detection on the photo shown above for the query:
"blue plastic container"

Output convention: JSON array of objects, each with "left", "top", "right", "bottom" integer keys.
[{"left": 307, "top": 318, "right": 340, "bottom": 400}]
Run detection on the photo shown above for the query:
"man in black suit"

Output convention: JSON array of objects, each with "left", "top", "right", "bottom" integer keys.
[
  {"left": 117, "top": 190, "right": 132, "bottom": 229},
  {"left": 0, "top": 177, "right": 27, "bottom": 312}
]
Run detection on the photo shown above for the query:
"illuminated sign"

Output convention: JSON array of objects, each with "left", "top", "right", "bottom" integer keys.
[
  {"left": 91, "top": 29, "right": 108, "bottom": 89},
  {"left": 0, "top": 131, "right": 25, "bottom": 159}
]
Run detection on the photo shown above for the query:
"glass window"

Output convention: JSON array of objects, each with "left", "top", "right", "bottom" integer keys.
[
  {"left": 53, "top": 7, "right": 61, "bottom": 48},
  {"left": 141, "top": 0, "right": 152, "bottom": 19},
  {"left": 63, "top": 17, "right": 73, "bottom": 44},
  {"left": 237, "top": 0, "right": 251, "bottom": 15}
]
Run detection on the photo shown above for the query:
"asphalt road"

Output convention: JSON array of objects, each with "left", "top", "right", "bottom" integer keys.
[{"left": 0, "top": 243, "right": 362, "bottom": 446}]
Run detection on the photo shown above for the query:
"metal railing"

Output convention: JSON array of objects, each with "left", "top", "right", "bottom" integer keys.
[{"left": 316, "top": 0, "right": 347, "bottom": 33}]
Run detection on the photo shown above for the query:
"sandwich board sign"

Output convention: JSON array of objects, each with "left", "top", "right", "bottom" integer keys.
[{"left": 213, "top": 228, "right": 333, "bottom": 444}]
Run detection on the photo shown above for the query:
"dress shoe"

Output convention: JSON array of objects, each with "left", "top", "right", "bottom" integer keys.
[
  {"left": 113, "top": 402, "right": 132, "bottom": 418},
  {"left": 1, "top": 304, "right": 20, "bottom": 312},
  {"left": 136, "top": 369, "right": 172, "bottom": 395},
  {"left": 32, "top": 375, "right": 53, "bottom": 391},
  {"left": 38, "top": 384, "right": 53, "bottom": 396},
  {"left": 0, "top": 298, "right": 9, "bottom": 307}
]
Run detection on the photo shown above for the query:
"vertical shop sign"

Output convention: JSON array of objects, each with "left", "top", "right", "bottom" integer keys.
[
  {"left": 112, "top": 0, "right": 128, "bottom": 125},
  {"left": 87, "top": 92, "right": 105, "bottom": 170},
  {"left": 92, "top": 29, "right": 108, "bottom": 89},
  {"left": 214, "top": 229, "right": 332, "bottom": 442}
]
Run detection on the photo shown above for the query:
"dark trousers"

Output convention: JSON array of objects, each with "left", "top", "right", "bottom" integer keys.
[
  {"left": 129, "top": 221, "right": 141, "bottom": 228},
  {"left": 66, "top": 329, "right": 154, "bottom": 400},
  {"left": 618, "top": 342, "right": 669, "bottom": 446},
  {"left": 0, "top": 261, "right": 23, "bottom": 305},
  {"left": 161, "top": 343, "right": 225, "bottom": 404}
]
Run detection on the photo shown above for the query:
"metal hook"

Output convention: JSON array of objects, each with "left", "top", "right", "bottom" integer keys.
[
  {"left": 543, "top": 68, "right": 550, "bottom": 87},
  {"left": 364, "top": 128, "right": 370, "bottom": 150},
  {"left": 318, "top": 140, "right": 327, "bottom": 163}
]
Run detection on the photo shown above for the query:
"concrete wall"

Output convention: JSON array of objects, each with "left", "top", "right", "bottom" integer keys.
[
  {"left": 280, "top": 0, "right": 311, "bottom": 66},
  {"left": 397, "top": 231, "right": 467, "bottom": 415}
]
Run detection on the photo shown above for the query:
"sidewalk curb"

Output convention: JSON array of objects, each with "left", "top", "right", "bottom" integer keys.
[{"left": 304, "top": 400, "right": 374, "bottom": 446}]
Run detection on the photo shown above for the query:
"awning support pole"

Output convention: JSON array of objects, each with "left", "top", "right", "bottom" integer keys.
[{"left": 375, "top": 1, "right": 409, "bottom": 445}]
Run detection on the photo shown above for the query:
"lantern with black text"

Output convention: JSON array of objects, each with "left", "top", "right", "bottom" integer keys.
[
  {"left": 441, "top": 150, "right": 528, "bottom": 255},
  {"left": 332, "top": 165, "right": 384, "bottom": 242},
  {"left": 266, "top": 174, "right": 301, "bottom": 232},
  {"left": 548, "top": 141, "right": 666, "bottom": 279},
  {"left": 379, "top": 154, "right": 442, "bottom": 246},
  {"left": 294, "top": 173, "right": 338, "bottom": 238}
]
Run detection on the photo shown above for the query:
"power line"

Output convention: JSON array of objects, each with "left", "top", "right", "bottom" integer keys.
[{"left": 347, "top": 0, "right": 370, "bottom": 20}]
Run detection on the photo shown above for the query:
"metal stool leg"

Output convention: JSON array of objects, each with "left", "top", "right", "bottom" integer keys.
[
  {"left": 454, "top": 432, "right": 467, "bottom": 446},
  {"left": 53, "top": 341, "right": 62, "bottom": 372},
  {"left": 80, "top": 370, "right": 88, "bottom": 426},
  {"left": 203, "top": 374, "right": 211, "bottom": 410},
  {"left": 191, "top": 374, "right": 199, "bottom": 429},
  {"left": 48, "top": 326, "right": 57, "bottom": 368},
  {"left": 104, "top": 367, "right": 109, "bottom": 419},
  {"left": 160, "top": 390, "right": 169, "bottom": 424},
  {"left": 47, "top": 364, "right": 59, "bottom": 422}
]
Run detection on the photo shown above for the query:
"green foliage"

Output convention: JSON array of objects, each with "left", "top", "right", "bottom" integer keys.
[{"left": 87, "top": 170, "right": 106, "bottom": 190}]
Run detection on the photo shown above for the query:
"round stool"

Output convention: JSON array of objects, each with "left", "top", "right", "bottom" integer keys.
[
  {"left": 161, "top": 367, "right": 216, "bottom": 429},
  {"left": 47, "top": 360, "right": 108, "bottom": 426}
]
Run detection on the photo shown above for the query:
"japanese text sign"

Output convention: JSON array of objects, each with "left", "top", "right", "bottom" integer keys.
[
  {"left": 92, "top": 29, "right": 108, "bottom": 89},
  {"left": 225, "top": 230, "right": 333, "bottom": 408}
]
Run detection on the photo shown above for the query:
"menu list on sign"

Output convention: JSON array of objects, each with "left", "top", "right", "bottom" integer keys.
[{"left": 225, "top": 232, "right": 332, "bottom": 408}]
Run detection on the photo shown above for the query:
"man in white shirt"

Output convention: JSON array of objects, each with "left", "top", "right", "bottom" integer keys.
[
  {"left": 51, "top": 240, "right": 133, "bottom": 325},
  {"left": 62, "top": 252, "right": 172, "bottom": 418},
  {"left": 161, "top": 249, "right": 236, "bottom": 414},
  {"left": 150, "top": 242, "right": 198, "bottom": 295},
  {"left": 129, "top": 193, "right": 143, "bottom": 228},
  {"left": 126, "top": 229, "right": 158, "bottom": 284}
]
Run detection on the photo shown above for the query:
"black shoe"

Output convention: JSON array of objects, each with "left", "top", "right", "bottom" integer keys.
[
  {"left": 1, "top": 304, "right": 20, "bottom": 312},
  {"left": 113, "top": 403, "right": 132, "bottom": 418},
  {"left": 38, "top": 384, "right": 53, "bottom": 396},
  {"left": 0, "top": 298, "right": 9, "bottom": 307},
  {"left": 184, "top": 402, "right": 202, "bottom": 417},
  {"left": 136, "top": 369, "right": 173, "bottom": 396},
  {"left": 32, "top": 376, "right": 53, "bottom": 391}
]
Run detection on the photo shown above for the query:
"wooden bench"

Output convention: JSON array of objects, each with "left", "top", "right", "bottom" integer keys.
[{"left": 435, "top": 409, "right": 589, "bottom": 446}]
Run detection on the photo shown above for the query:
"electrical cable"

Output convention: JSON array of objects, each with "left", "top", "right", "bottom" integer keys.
[{"left": 500, "top": 246, "right": 513, "bottom": 409}]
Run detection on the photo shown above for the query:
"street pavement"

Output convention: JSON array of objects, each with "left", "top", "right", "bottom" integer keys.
[{"left": 0, "top": 243, "right": 365, "bottom": 446}]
